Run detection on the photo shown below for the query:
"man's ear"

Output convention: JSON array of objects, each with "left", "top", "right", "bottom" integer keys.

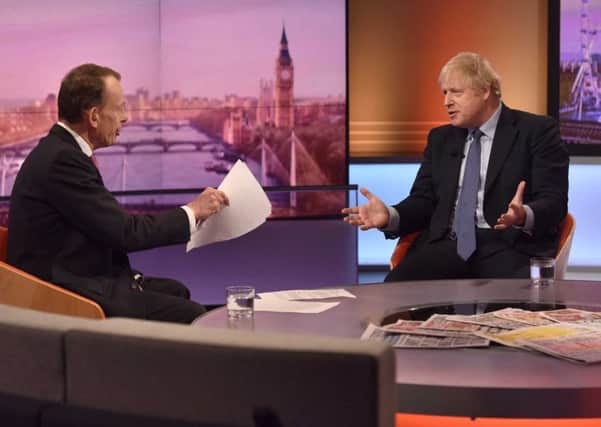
[
  {"left": 482, "top": 85, "right": 492, "bottom": 101},
  {"left": 85, "top": 107, "right": 99, "bottom": 129}
]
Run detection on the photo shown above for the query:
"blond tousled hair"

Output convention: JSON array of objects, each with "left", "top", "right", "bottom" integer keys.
[{"left": 439, "top": 52, "right": 502, "bottom": 98}]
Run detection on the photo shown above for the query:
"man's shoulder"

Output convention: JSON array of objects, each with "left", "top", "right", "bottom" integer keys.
[
  {"left": 40, "top": 124, "right": 78, "bottom": 148},
  {"left": 34, "top": 126, "right": 81, "bottom": 158},
  {"left": 20, "top": 126, "right": 86, "bottom": 179},
  {"left": 502, "top": 106, "right": 557, "bottom": 129},
  {"left": 430, "top": 123, "right": 455, "bottom": 133},
  {"left": 428, "top": 123, "right": 463, "bottom": 141}
]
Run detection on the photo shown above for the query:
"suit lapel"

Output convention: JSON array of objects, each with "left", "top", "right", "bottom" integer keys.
[
  {"left": 484, "top": 105, "right": 518, "bottom": 195},
  {"left": 443, "top": 127, "right": 468, "bottom": 206},
  {"left": 48, "top": 124, "right": 104, "bottom": 182}
]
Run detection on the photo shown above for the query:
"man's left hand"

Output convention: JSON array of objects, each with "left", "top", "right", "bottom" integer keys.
[{"left": 494, "top": 181, "right": 526, "bottom": 230}]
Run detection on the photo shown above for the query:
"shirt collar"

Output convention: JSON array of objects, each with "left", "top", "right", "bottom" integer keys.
[
  {"left": 475, "top": 102, "right": 502, "bottom": 139},
  {"left": 56, "top": 121, "right": 94, "bottom": 157}
]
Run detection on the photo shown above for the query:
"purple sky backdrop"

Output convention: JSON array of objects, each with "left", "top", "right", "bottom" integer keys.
[
  {"left": 0, "top": 0, "right": 345, "bottom": 102},
  {"left": 160, "top": 0, "right": 346, "bottom": 98},
  {"left": 561, "top": 0, "right": 601, "bottom": 60}
]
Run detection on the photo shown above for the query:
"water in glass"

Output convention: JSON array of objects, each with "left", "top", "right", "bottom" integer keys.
[{"left": 530, "top": 258, "right": 555, "bottom": 287}]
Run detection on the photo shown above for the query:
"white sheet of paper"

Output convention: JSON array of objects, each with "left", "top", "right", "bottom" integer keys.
[
  {"left": 258, "top": 289, "right": 356, "bottom": 301},
  {"left": 187, "top": 160, "right": 271, "bottom": 251},
  {"left": 255, "top": 298, "right": 340, "bottom": 314}
]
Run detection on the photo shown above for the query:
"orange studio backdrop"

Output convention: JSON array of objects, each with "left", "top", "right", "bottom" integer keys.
[{"left": 349, "top": 0, "right": 548, "bottom": 158}]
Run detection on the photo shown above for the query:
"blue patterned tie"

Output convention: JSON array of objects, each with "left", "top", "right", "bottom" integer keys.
[{"left": 453, "top": 129, "right": 483, "bottom": 260}]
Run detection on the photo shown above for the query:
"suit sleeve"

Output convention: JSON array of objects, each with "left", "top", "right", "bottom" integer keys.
[
  {"left": 527, "top": 117, "right": 569, "bottom": 237},
  {"left": 390, "top": 130, "right": 438, "bottom": 236},
  {"left": 43, "top": 149, "right": 190, "bottom": 252}
]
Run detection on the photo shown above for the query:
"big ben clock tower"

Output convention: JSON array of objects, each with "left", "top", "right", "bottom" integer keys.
[{"left": 274, "top": 26, "right": 294, "bottom": 129}]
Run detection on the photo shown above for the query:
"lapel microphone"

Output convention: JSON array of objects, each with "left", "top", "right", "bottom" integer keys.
[{"left": 450, "top": 150, "right": 464, "bottom": 159}]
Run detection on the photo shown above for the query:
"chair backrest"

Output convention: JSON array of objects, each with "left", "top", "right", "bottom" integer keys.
[
  {"left": 554, "top": 213, "right": 576, "bottom": 280},
  {"left": 0, "top": 226, "right": 7, "bottom": 264},
  {"left": 0, "top": 303, "right": 98, "bottom": 403},
  {"left": 0, "top": 226, "right": 105, "bottom": 319},
  {"left": 64, "top": 318, "right": 396, "bottom": 427},
  {"left": 389, "top": 231, "right": 420, "bottom": 270},
  {"left": 389, "top": 213, "right": 577, "bottom": 277}
]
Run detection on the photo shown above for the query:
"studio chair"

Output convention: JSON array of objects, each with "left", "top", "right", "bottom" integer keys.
[
  {"left": 389, "top": 231, "right": 421, "bottom": 271},
  {"left": 389, "top": 213, "right": 576, "bottom": 278},
  {"left": 554, "top": 212, "right": 576, "bottom": 280},
  {"left": 0, "top": 226, "right": 105, "bottom": 319}
]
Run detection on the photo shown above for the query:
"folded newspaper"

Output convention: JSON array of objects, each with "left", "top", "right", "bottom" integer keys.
[
  {"left": 451, "top": 311, "right": 528, "bottom": 330},
  {"left": 519, "top": 330, "right": 601, "bottom": 364},
  {"left": 418, "top": 314, "right": 506, "bottom": 335},
  {"left": 361, "top": 323, "right": 490, "bottom": 349},
  {"left": 540, "top": 308, "right": 601, "bottom": 325},
  {"left": 492, "top": 308, "right": 555, "bottom": 326}
]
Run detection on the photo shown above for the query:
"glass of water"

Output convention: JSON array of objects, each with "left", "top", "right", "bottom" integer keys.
[
  {"left": 530, "top": 257, "right": 555, "bottom": 287},
  {"left": 226, "top": 285, "right": 255, "bottom": 319}
]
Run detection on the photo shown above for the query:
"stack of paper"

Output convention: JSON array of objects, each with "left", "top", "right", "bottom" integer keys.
[
  {"left": 255, "top": 288, "right": 355, "bottom": 314},
  {"left": 187, "top": 160, "right": 271, "bottom": 251}
]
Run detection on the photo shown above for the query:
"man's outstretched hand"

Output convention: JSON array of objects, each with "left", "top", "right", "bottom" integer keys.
[
  {"left": 341, "top": 187, "right": 390, "bottom": 231},
  {"left": 495, "top": 181, "right": 526, "bottom": 230}
]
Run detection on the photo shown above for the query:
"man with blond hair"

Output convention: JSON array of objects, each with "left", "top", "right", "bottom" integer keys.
[{"left": 343, "top": 52, "right": 569, "bottom": 281}]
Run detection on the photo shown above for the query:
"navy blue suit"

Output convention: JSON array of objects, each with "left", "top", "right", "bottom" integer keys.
[
  {"left": 8, "top": 124, "right": 205, "bottom": 321},
  {"left": 386, "top": 105, "right": 569, "bottom": 281}
]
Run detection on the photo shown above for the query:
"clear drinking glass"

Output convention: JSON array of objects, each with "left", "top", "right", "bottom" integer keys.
[
  {"left": 530, "top": 257, "right": 555, "bottom": 287},
  {"left": 226, "top": 285, "right": 255, "bottom": 319}
]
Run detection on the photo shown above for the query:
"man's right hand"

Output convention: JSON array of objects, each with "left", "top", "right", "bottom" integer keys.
[
  {"left": 186, "top": 187, "right": 229, "bottom": 222},
  {"left": 341, "top": 187, "right": 390, "bottom": 231}
]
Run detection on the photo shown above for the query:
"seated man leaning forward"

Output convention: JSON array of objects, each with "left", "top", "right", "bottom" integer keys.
[
  {"left": 7, "top": 63, "right": 229, "bottom": 324},
  {"left": 343, "top": 52, "right": 569, "bottom": 282}
]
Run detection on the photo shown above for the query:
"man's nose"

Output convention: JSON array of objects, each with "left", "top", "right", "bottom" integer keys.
[{"left": 444, "top": 94, "right": 452, "bottom": 107}]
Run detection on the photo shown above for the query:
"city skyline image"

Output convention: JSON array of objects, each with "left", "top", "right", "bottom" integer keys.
[
  {"left": 0, "top": 0, "right": 347, "bottom": 218},
  {"left": 559, "top": 0, "right": 601, "bottom": 147}
]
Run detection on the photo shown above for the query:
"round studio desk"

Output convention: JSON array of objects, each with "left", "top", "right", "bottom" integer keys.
[{"left": 194, "top": 279, "right": 601, "bottom": 419}]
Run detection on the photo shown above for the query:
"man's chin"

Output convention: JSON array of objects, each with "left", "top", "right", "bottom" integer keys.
[
  {"left": 97, "top": 140, "right": 115, "bottom": 149},
  {"left": 449, "top": 118, "right": 470, "bottom": 128}
]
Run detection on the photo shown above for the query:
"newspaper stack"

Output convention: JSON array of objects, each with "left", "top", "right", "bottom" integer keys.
[{"left": 361, "top": 307, "right": 601, "bottom": 362}]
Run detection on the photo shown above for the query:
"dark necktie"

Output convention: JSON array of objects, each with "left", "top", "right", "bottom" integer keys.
[{"left": 453, "top": 128, "right": 483, "bottom": 261}]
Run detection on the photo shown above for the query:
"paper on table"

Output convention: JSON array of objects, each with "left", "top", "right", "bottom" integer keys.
[
  {"left": 255, "top": 298, "right": 340, "bottom": 314},
  {"left": 187, "top": 160, "right": 271, "bottom": 251},
  {"left": 258, "top": 289, "right": 355, "bottom": 301}
]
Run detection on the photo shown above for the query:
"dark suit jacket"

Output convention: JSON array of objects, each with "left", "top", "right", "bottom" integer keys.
[
  {"left": 7, "top": 124, "right": 191, "bottom": 316},
  {"left": 391, "top": 104, "right": 569, "bottom": 257}
]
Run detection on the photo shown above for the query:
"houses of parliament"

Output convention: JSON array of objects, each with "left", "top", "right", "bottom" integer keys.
[{"left": 223, "top": 26, "right": 295, "bottom": 144}]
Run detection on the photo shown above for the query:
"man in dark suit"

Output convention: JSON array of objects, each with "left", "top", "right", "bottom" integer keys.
[
  {"left": 7, "top": 63, "right": 229, "bottom": 323},
  {"left": 342, "top": 52, "right": 569, "bottom": 281}
]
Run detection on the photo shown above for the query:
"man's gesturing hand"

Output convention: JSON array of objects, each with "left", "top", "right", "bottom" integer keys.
[
  {"left": 341, "top": 187, "right": 390, "bottom": 231},
  {"left": 495, "top": 181, "right": 526, "bottom": 230}
]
